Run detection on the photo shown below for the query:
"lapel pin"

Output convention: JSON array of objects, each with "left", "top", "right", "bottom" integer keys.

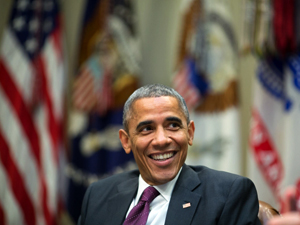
[{"left": 182, "top": 202, "right": 191, "bottom": 208}]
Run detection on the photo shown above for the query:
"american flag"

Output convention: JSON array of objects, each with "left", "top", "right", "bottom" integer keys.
[
  {"left": 72, "top": 61, "right": 113, "bottom": 116},
  {"left": 0, "top": 0, "right": 66, "bottom": 225},
  {"left": 249, "top": 56, "right": 300, "bottom": 210},
  {"left": 67, "top": 0, "right": 138, "bottom": 221},
  {"left": 173, "top": 61, "right": 201, "bottom": 110}
]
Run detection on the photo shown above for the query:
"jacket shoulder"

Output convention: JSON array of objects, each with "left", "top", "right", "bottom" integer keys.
[
  {"left": 187, "top": 165, "right": 255, "bottom": 188},
  {"left": 90, "top": 169, "right": 139, "bottom": 190}
]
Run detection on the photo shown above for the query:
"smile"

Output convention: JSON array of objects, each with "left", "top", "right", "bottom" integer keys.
[{"left": 150, "top": 152, "right": 176, "bottom": 161}]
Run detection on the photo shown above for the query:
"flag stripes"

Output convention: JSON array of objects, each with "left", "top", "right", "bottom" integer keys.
[
  {"left": 97, "top": 71, "right": 113, "bottom": 115},
  {"left": 0, "top": 29, "right": 35, "bottom": 103},
  {"left": 35, "top": 56, "right": 59, "bottom": 163},
  {"left": 72, "top": 68, "right": 95, "bottom": 111},
  {"left": 0, "top": 131, "right": 36, "bottom": 225},
  {"left": 0, "top": 200, "right": 5, "bottom": 225},
  {"left": 0, "top": 59, "right": 53, "bottom": 225},
  {"left": 0, "top": 0, "right": 66, "bottom": 224},
  {"left": 0, "top": 87, "right": 40, "bottom": 211},
  {"left": 0, "top": 61, "right": 42, "bottom": 167},
  {"left": 0, "top": 163, "right": 24, "bottom": 225},
  {"left": 73, "top": 67, "right": 113, "bottom": 115}
]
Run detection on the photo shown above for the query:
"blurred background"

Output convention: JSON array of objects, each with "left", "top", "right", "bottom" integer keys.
[{"left": 0, "top": 0, "right": 299, "bottom": 224}]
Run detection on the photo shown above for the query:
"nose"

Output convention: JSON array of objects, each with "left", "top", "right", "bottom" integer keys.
[{"left": 152, "top": 127, "right": 171, "bottom": 148}]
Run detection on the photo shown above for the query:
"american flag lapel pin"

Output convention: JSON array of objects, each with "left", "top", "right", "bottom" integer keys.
[{"left": 182, "top": 202, "right": 191, "bottom": 208}]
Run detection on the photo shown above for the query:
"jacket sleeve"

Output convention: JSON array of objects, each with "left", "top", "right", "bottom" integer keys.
[{"left": 218, "top": 176, "right": 262, "bottom": 225}]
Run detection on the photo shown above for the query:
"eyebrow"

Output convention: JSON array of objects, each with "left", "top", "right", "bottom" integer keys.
[
  {"left": 136, "top": 120, "right": 153, "bottom": 131},
  {"left": 135, "top": 117, "right": 184, "bottom": 131},
  {"left": 165, "top": 116, "right": 183, "bottom": 125}
]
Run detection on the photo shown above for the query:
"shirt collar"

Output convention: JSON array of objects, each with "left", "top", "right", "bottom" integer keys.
[{"left": 135, "top": 167, "right": 183, "bottom": 204}]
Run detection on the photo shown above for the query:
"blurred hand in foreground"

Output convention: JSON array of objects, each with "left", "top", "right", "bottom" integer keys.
[{"left": 267, "top": 186, "right": 300, "bottom": 225}]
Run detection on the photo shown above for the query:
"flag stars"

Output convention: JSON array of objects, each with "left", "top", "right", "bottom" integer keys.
[
  {"left": 17, "top": 0, "right": 29, "bottom": 11},
  {"left": 31, "top": 0, "right": 42, "bottom": 10},
  {"left": 25, "top": 38, "right": 38, "bottom": 53},
  {"left": 13, "top": 16, "right": 26, "bottom": 31},
  {"left": 44, "top": 1, "right": 54, "bottom": 11},
  {"left": 29, "top": 17, "right": 39, "bottom": 33}
]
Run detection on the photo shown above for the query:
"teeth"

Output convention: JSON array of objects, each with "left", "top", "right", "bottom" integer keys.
[{"left": 152, "top": 152, "right": 174, "bottom": 160}]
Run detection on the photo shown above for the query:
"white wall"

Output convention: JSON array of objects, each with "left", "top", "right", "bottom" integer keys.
[{"left": 135, "top": 0, "right": 183, "bottom": 85}]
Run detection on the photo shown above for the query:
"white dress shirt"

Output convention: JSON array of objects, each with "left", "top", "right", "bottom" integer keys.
[{"left": 125, "top": 168, "right": 182, "bottom": 225}]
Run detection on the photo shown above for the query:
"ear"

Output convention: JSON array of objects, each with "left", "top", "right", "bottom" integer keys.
[
  {"left": 187, "top": 120, "right": 195, "bottom": 146},
  {"left": 119, "top": 129, "right": 132, "bottom": 154}
]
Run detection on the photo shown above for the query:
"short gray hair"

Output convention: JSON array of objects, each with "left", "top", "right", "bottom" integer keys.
[{"left": 123, "top": 83, "right": 190, "bottom": 132}]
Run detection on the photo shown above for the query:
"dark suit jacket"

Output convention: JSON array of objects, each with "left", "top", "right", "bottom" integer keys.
[{"left": 78, "top": 164, "right": 261, "bottom": 225}]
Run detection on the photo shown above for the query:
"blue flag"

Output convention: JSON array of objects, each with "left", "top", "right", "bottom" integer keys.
[{"left": 67, "top": 0, "right": 140, "bottom": 222}]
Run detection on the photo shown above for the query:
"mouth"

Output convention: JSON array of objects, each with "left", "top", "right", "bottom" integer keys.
[{"left": 149, "top": 152, "right": 176, "bottom": 161}]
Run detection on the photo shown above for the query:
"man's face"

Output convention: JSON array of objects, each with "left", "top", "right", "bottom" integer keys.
[{"left": 119, "top": 96, "right": 195, "bottom": 186}]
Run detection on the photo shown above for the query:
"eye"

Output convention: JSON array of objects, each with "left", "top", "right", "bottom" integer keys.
[
  {"left": 168, "top": 122, "right": 180, "bottom": 130},
  {"left": 140, "top": 126, "right": 153, "bottom": 134}
]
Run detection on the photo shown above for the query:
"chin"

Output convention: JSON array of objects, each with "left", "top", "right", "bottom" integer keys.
[{"left": 153, "top": 172, "right": 177, "bottom": 185}]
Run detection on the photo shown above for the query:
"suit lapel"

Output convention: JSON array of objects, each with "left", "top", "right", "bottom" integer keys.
[
  {"left": 106, "top": 176, "right": 138, "bottom": 224},
  {"left": 165, "top": 165, "right": 202, "bottom": 225}
]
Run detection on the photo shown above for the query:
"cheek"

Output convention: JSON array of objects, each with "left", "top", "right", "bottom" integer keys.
[
  {"left": 137, "top": 133, "right": 154, "bottom": 146},
  {"left": 131, "top": 137, "right": 150, "bottom": 159},
  {"left": 172, "top": 132, "right": 190, "bottom": 146},
  {"left": 179, "top": 147, "right": 188, "bottom": 159},
  {"left": 174, "top": 134, "right": 189, "bottom": 158}
]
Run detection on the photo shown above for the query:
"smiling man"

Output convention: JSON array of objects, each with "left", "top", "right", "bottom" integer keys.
[{"left": 78, "top": 84, "right": 262, "bottom": 225}]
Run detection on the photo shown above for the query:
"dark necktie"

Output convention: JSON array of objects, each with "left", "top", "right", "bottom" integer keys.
[{"left": 123, "top": 186, "right": 160, "bottom": 225}]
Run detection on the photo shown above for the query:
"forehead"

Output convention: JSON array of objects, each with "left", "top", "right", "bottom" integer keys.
[{"left": 130, "top": 96, "right": 186, "bottom": 122}]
